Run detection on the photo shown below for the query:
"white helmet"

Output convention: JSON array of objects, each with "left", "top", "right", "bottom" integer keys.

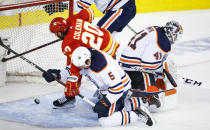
[
  {"left": 164, "top": 20, "right": 183, "bottom": 44},
  {"left": 71, "top": 47, "right": 91, "bottom": 68}
]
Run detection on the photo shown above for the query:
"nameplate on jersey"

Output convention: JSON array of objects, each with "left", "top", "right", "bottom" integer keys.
[
  {"left": 73, "top": 19, "right": 83, "bottom": 40},
  {"left": 67, "top": 75, "right": 78, "bottom": 82}
]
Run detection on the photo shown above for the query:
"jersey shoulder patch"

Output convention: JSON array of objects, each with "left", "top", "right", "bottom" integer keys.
[
  {"left": 89, "top": 49, "right": 107, "bottom": 73},
  {"left": 155, "top": 27, "right": 171, "bottom": 53}
]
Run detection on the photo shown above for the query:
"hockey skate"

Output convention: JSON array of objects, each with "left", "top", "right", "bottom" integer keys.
[
  {"left": 134, "top": 105, "right": 156, "bottom": 126},
  {"left": 53, "top": 96, "right": 76, "bottom": 109},
  {"left": 142, "top": 94, "right": 161, "bottom": 108},
  {"left": 149, "top": 94, "right": 161, "bottom": 108}
]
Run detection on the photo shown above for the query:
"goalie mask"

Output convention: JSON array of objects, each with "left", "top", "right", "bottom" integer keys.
[
  {"left": 71, "top": 47, "right": 91, "bottom": 68},
  {"left": 164, "top": 20, "right": 183, "bottom": 44}
]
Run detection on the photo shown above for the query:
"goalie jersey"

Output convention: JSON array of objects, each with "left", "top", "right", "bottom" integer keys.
[
  {"left": 80, "top": 49, "right": 131, "bottom": 104},
  {"left": 119, "top": 26, "right": 171, "bottom": 73}
]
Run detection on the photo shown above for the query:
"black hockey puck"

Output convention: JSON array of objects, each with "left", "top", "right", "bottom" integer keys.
[{"left": 34, "top": 98, "right": 40, "bottom": 104}]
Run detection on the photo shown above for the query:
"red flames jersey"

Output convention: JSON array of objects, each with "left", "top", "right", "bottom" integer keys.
[
  {"left": 62, "top": 9, "right": 119, "bottom": 59},
  {"left": 61, "top": 8, "right": 119, "bottom": 89}
]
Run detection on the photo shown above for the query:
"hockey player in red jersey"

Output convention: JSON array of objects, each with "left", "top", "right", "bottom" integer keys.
[{"left": 42, "top": 8, "right": 120, "bottom": 107}]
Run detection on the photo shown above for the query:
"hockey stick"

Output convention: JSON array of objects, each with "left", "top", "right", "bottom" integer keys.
[
  {"left": 0, "top": 38, "right": 95, "bottom": 107},
  {"left": 127, "top": 24, "right": 137, "bottom": 34},
  {"left": 1, "top": 39, "right": 61, "bottom": 62},
  {"left": 130, "top": 88, "right": 177, "bottom": 97},
  {"left": 69, "top": 0, "right": 74, "bottom": 16},
  {"left": 163, "top": 69, "right": 177, "bottom": 87}
]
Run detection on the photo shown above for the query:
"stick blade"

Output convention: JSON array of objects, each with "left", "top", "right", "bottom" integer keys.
[{"left": 1, "top": 58, "right": 6, "bottom": 62}]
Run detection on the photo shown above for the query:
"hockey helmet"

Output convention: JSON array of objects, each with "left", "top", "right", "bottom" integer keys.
[
  {"left": 164, "top": 20, "right": 183, "bottom": 44},
  {"left": 49, "top": 17, "right": 68, "bottom": 33},
  {"left": 71, "top": 47, "right": 91, "bottom": 68}
]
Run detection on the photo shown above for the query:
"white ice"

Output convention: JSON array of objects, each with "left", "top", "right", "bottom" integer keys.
[{"left": 0, "top": 9, "right": 210, "bottom": 130}]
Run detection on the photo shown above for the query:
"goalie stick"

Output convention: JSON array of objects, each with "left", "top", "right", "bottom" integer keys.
[
  {"left": 130, "top": 88, "right": 177, "bottom": 97},
  {"left": 1, "top": 39, "right": 61, "bottom": 62},
  {"left": 163, "top": 69, "right": 177, "bottom": 87},
  {"left": 0, "top": 38, "right": 95, "bottom": 107}
]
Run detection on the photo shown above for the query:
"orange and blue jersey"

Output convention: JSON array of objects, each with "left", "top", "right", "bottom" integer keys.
[
  {"left": 74, "top": 0, "right": 136, "bottom": 33},
  {"left": 108, "top": 73, "right": 130, "bottom": 94},
  {"left": 119, "top": 26, "right": 171, "bottom": 73},
  {"left": 80, "top": 48, "right": 131, "bottom": 104}
]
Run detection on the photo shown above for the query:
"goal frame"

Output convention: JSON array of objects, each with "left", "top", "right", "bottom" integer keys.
[
  {"left": 0, "top": 0, "right": 74, "bottom": 86},
  {"left": 0, "top": 0, "right": 72, "bottom": 14}
]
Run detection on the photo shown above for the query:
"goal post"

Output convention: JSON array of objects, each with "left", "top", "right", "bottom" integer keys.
[
  {"left": 0, "top": 0, "right": 74, "bottom": 86},
  {"left": 0, "top": 36, "right": 9, "bottom": 87}
]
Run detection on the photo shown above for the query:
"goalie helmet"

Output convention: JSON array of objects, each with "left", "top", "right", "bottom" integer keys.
[
  {"left": 164, "top": 20, "right": 183, "bottom": 44},
  {"left": 49, "top": 17, "right": 68, "bottom": 33},
  {"left": 71, "top": 47, "right": 91, "bottom": 68}
]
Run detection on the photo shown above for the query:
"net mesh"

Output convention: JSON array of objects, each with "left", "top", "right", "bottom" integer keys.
[{"left": 0, "top": 0, "right": 71, "bottom": 83}]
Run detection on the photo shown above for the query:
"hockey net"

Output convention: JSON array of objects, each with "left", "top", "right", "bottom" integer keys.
[{"left": 0, "top": 0, "right": 73, "bottom": 85}]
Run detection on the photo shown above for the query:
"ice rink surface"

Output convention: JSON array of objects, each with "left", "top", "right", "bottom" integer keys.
[{"left": 0, "top": 9, "right": 210, "bottom": 130}]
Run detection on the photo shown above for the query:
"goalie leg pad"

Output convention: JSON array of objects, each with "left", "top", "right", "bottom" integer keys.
[{"left": 156, "top": 78, "right": 166, "bottom": 90}]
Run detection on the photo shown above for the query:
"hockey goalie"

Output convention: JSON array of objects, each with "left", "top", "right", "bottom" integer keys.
[{"left": 119, "top": 20, "right": 183, "bottom": 112}]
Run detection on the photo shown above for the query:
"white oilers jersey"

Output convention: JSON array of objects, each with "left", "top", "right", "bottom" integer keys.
[
  {"left": 75, "top": 0, "right": 130, "bottom": 13},
  {"left": 119, "top": 26, "right": 171, "bottom": 73},
  {"left": 80, "top": 49, "right": 131, "bottom": 104}
]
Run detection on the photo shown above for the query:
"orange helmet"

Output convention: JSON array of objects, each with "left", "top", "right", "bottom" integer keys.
[{"left": 49, "top": 17, "right": 68, "bottom": 33}]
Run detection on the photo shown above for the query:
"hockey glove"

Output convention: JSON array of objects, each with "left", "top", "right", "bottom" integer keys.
[
  {"left": 42, "top": 69, "right": 61, "bottom": 83},
  {"left": 65, "top": 81, "right": 80, "bottom": 97},
  {"left": 93, "top": 96, "right": 111, "bottom": 118}
]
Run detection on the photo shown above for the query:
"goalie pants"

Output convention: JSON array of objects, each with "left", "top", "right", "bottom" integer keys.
[
  {"left": 125, "top": 71, "right": 158, "bottom": 91},
  {"left": 125, "top": 71, "right": 167, "bottom": 91}
]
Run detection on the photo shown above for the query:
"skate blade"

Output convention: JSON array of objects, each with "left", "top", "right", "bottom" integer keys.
[{"left": 52, "top": 104, "right": 75, "bottom": 109}]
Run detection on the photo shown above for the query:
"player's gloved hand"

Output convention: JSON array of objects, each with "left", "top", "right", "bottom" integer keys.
[
  {"left": 93, "top": 96, "right": 111, "bottom": 118},
  {"left": 65, "top": 81, "right": 80, "bottom": 97},
  {"left": 42, "top": 69, "right": 61, "bottom": 83}
]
